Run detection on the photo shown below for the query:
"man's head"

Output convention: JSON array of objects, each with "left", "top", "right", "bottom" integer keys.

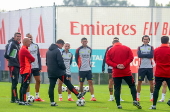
[
  {"left": 64, "top": 42, "right": 70, "bottom": 50},
  {"left": 142, "top": 35, "right": 150, "bottom": 44},
  {"left": 56, "top": 39, "right": 65, "bottom": 49},
  {"left": 161, "top": 36, "right": 169, "bottom": 44},
  {"left": 26, "top": 33, "right": 33, "bottom": 42},
  {"left": 14, "top": 32, "right": 21, "bottom": 42},
  {"left": 81, "top": 37, "right": 88, "bottom": 47},
  {"left": 112, "top": 37, "right": 119, "bottom": 44},
  {"left": 23, "top": 38, "right": 31, "bottom": 47}
]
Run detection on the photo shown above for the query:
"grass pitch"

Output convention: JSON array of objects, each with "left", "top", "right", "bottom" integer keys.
[{"left": 0, "top": 82, "right": 169, "bottom": 112}]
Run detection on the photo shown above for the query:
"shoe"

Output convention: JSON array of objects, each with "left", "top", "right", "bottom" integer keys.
[
  {"left": 167, "top": 100, "right": 170, "bottom": 106},
  {"left": 11, "top": 100, "right": 20, "bottom": 103},
  {"left": 136, "top": 98, "right": 140, "bottom": 101},
  {"left": 158, "top": 99, "right": 164, "bottom": 102},
  {"left": 133, "top": 101, "right": 142, "bottom": 109},
  {"left": 150, "top": 99, "right": 153, "bottom": 102},
  {"left": 34, "top": 97, "right": 45, "bottom": 102},
  {"left": 120, "top": 99, "right": 124, "bottom": 101},
  {"left": 117, "top": 105, "right": 122, "bottom": 109},
  {"left": 59, "top": 98, "right": 62, "bottom": 101},
  {"left": 68, "top": 98, "right": 74, "bottom": 101},
  {"left": 19, "top": 102, "right": 32, "bottom": 105},
  {"left": 108, "top": 98, "right": 114, "bottom": 101},
  {"left": 149, "top": 105, "right": 156, "bottom": 109},
  {"left": 51, "top": 102, "right": 58, "bottom": 106},
  {"left": 90, "top": 97, "right": 97, "bottom": 101},
  {"left": 77, "top": 92, "right": 86, "bottom": 99},
  {"left": 81, "top": 97, "right": 85, "bottom": 99}
]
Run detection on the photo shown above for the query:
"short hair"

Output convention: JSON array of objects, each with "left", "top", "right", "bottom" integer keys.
[
  {"left": 161, "top": 36, "right": 169, "bottom": 44},
  {"left": 81, "top": 37, "right": 87, "bottom": 41},
  {"left": 14, "top": 32, "right": 21, "bottom": 37},
  {"left": 26, "top": 33, "right": 32, "bottom": 38},
  {"left": 142, "top": 35, "right": 150, "bottom": 41},
  {"left": 112, "top": 37, "right": 119, "bottom": 43},
  {"left": 56, "top": 39, "right": 65, "bottom": 44}
]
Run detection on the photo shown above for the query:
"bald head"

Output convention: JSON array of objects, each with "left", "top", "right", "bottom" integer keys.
[{"left": 23, "top": 38, "right": 31, "bottom": 47}]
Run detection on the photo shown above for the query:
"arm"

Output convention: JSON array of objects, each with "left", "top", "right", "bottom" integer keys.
[
  {"left": 24, "top": 50, "right": 35, "bottom": 62},
  {"left": 75, "top": 48, "right": 79, "bottom": 65},
  {"left": 154, "top": 49, "right": 157, "bottom": 63},
  {"left": 106, "top": 49, "right": 118, "bottom": 68},
  {"left": 123, "top": 48, "right": 134, "bottom": 67},
  {"left": 70, "top": 53, "right": 73, "bottom": 65},
  {"left": 37, "top": 45, "right": 42, "bottom": 70},
  {"left": 4, "top": 42, "right": 14, "bottom": 59},
  {"left": 145, "top": 46, "right": 154, "bottom": 58},
  {"left": 102, "top": 47, "right": 109, "bottom": 72},
  {"left": 56, "top": 50, "right": 66, "bottom": 70}
]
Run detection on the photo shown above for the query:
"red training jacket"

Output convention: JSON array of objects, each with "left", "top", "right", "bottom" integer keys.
[
  {"left": 154, "top": 44, "right": 170, "bottom": 78},
  {"left": 19, "top": 46, "right": 35, "bottom": 74},
  {"left": 106, "top": 42, "right": 134, "bottom": 77}
]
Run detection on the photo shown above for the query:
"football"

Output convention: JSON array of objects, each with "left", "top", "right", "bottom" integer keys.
[
  {"left": 74, "top": 86, "right": 80, "bottom": 91},
  {"left": 27, "top": 95, "right": 35, "bottom": 103},
  {"left": 76, "top": 99, "right": 85, "bottom": 106},
  {"left": 62, "top": 86, "right": 66, "bottom": 92},
  {"left": 84, "top": 86, "right": 89, "bottom": 92}
]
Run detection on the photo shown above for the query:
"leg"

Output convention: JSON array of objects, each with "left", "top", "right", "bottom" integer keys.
[
  {"left": 34, "top": 76, "right": 41, "bottom": 93},
  {"left": 9, "top": 66, "right": 19, "bottom": 102},
  {"left": 57, "top": 79, "right": 63, "bottom": 101},
  {"left": 146, "top": 68, "right": 154, "bottom": 100},
  {"left": 108, "top": 72, "right": 113, "bottom": 97},
  {"left": 153, "top": 77, "right": 164, "bottom": 106},
  {"left": 123, "top": 76, "right": 137, "bottom": 101},
  {"left": 48, "top": 78, "right": 57, "bottom": 102},
  {"left": 67, "top": 76, "right": 74, "bottom": 101},
  {"left": 159, "top": 81, "right": 168, "bottom": 102},
  {"left": 113, "top": 77, "right": 122, "bottom": 106},
  {"left": 20, "top": 73, "right": 31, "bottom": 102},
  {"left": 79, "top": 71, "right": 86, "bottom": 93}
]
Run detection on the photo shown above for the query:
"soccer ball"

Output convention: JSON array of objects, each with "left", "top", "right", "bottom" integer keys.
[
  {"left": 62, "top": 86, "right": 66, "bottom": 92},
  {"left": 84, "top": 86, "right": 89, "bottom": 92},
  {"left": 76, "top": 99, "right": 85, "bottom": 106},
  {"left": 27, "top": 95, "right": 34, "bottom": 102},
  {"left": 74, "top": 86, "right": 80, "bottom": 91}
]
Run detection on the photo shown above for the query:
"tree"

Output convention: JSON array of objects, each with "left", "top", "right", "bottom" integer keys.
[
  {"left": 91, "top": 0, "right": 128, "bottom": 6},
  {"left": 155, "top": 2, "right": 163, "bottom": 6},
  {"left": 165, "top": 1, "right": 170, "bottom": 7},
  {"left": 63, "top": 0, "right": 88, "bottom": 6},
  {"left": 0, "top": 9, "right": 5, "bottom": 12}
]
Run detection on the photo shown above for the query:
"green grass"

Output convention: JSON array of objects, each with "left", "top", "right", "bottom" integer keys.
[{"left": 0, "top": 82, "right": 169, "bottom": 112}]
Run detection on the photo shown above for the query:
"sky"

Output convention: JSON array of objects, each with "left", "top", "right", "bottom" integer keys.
[{"left": 0, "top": 0, "right": 170, "bottom": 11}]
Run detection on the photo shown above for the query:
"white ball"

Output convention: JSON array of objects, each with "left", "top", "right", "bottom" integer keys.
[
  {"left": 62, "top": 86, "right": 66, "bottom": 92},
  {"left": 76, "top": 99, "right": 85, "bottom": 106},
  {"left": 27, "top": 95, "right": 34, "bottom": 103},
  {"left": 74, "top": 86, "right": 80, "bottom": 92},
  {"left": 84, "top": 86, "right": 89, "bottom": 92}
]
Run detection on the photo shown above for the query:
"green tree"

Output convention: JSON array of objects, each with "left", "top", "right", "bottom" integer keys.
[
  {"left": 93, "top": 0, "right": 128, "bottom": 6},
  {"left": 63, "top": 0, "right": 88, "bottom": 6},
  {"left": 155, "top": 2, "right": 163, "bottom": 6},
  {"left": 165, "top": 1, "right": 170, "bottom": 6}
]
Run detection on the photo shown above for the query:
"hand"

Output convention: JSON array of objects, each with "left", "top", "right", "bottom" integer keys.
[
  {"left": 117, "top": 64, "right": 125, "bottom": 69},
  {"left": 39, "top": 70, "right": 41, "bottom": 72},
  {"left": 6, "top": 59, "right": 9, "bottom": 61}
]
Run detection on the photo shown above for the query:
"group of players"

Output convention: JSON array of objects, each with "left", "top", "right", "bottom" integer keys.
[{"left": 4, "top": 32, "right": 170, "bottom": 109}]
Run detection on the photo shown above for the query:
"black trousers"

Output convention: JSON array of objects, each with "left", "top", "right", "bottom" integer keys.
[
  {"left": 153, "top": 76, "right": 170, "bottom": 106},
  {"left": 113, "top": 76, "right": 136, "bottom": 106},
  {"left": 9, "top": 66, "right": 19, "bottom": 101},
  {"left": 19, "top": 73, "right": 31, "bottom": 102},
  {"left": 49, "top": 75, "right": 79, "bottom": 102}
]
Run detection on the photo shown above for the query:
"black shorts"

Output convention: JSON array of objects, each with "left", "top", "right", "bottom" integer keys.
[
  {"left": 79, "top": 70, "right": 92, "bottom": 82},
  {"left": 66, "top": 75, "right": 71, "bottom": 78},
  {"left": 31, "top": 68, "right": 40, "bottom": 76},
  {"left": 138, "top": 68, "right": 154, "bottom": 81},
  {"left": 108, "top": 69, "right": 112, "bottom": 73}
]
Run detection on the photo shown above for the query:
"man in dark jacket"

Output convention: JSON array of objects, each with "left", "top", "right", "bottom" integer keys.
[
  {"left": 46, "top": 39, "right": 86, "bottom": 106},
  {"left": 4, "top": 32, "right": 21, "bottom": 103}
]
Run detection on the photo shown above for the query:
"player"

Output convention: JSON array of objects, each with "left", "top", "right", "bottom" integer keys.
[
  {"left": 25, "top": 33, "right": 44, "bottom": 101},
  {"left": 102, "top": 37, "right": 124, "bottom": 101},
  {"left": 150, "top": 36, "right": 170, "bottom": 109},
  {"left": 19, "top": 38, "right": 35, "bottom": 105},
  {"left": 106, "top": 38, "right": 142, "bottom": 109},
  {"left": 75, "top": 37, "right": 96, "bottom": 101},
  {"left": 137, "top": 35, "right": 154, "bottom": 101},
  {"left": 4, "top": 32, "right": 21, "bottom": 103},
  {"left": 58, "top": 42, "right": 74, "bottom": 101},
  {"left": 46, "top": 39, "right": 86, "bottom": 106}
]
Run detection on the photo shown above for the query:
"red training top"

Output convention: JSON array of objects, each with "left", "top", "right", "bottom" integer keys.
[
  {"left": 106, "top": 42, "right": 134, "bottom": 77},
  {"left": 154, "top": 44, "right": 170, "bottom": 78},
  {"left": 19, "top": 46, "right": 35, "bottom": 74}
]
